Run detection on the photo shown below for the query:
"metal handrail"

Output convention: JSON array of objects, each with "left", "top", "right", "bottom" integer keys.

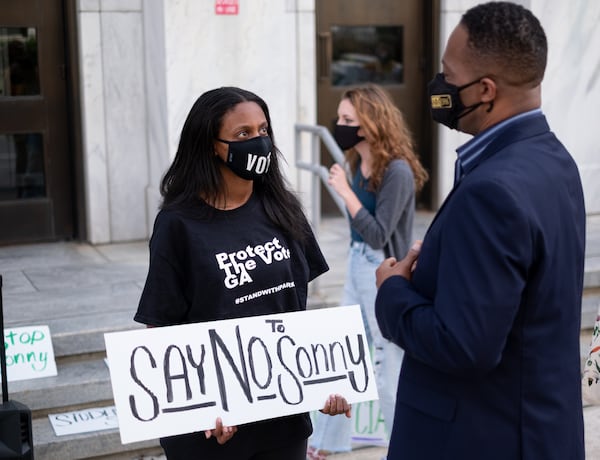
[{"left": 294, "top": 124, "right": 348, "bottom": 232}]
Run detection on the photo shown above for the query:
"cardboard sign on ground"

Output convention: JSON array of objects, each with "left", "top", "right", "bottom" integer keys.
[
  {"left": 49, "top": 406, "right": 118, "bottom": 436},
  {"left": 105, "top": 305, "right": 378, "bottom": 444}
]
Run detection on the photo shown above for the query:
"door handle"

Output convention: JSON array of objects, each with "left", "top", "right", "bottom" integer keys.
[{"left": 318, "top": 32, "right": 331, "bottom": 81}]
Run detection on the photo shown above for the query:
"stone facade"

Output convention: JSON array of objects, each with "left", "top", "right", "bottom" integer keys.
[{"left": 77, "top": 0, "right": 600, "bottom": 243}]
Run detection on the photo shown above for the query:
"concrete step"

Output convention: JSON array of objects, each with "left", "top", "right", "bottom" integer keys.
[
  {"left": 2, "top": 276, "right": 146, "bottom": 360},
  {"left": 5, "top": 356, "right": 162, "bottom": 459},
  {"left": 8, "top": 358, "right": 112, "bottom": 415},
  {"left": 31, "top": 417, "right": 161, "bottom": 460},
  {"left": 50, "top": 312, "right": 144, "bottom": 359}
]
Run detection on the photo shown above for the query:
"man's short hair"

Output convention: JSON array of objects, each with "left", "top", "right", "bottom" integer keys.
[{"left": 461, "top": 1, "right": 547, "bottom": 87}]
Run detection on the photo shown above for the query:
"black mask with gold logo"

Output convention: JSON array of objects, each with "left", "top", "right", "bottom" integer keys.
[{"left": 427, "top": 72, "right": 484, "bottom": 130}]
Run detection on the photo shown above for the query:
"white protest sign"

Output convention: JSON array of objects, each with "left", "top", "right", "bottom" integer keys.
[
  {"left": 105, "top": 305, "right": 377, "bottom": 444},
  {"left": 2, "top": 325, "right": 57, "bottom": 382},
  {"left": 49, "top": 406, "right": 118, "bottom": 436}
]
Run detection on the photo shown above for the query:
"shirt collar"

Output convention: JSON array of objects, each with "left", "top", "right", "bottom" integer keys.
[{"left": 456, "top": 108, "right": 542, "bottom": 176}]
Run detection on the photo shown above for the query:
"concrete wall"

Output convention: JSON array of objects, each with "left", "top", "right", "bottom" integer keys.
[
  {"left": 78, "top": 0, "right": 148, "bottom": 243},
  {"left": 77, "top": 0, "right": 316, "bottom": 243}
]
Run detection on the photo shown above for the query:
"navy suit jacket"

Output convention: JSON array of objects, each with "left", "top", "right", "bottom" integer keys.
[{"left": 376, "top": 113, "right": 585, "bottom": 460}]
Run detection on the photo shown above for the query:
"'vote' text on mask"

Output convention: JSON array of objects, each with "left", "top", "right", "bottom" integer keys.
[{"left": 218, "top": 136, "right": 272, "bottom": 180}]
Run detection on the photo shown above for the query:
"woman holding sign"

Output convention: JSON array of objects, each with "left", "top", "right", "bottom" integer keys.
[
  {"left": 308, "top": 84, "right": 428, "bottom": 459},
  {"left": 134, "top": 87, "right": 350, "bottom": 460}
]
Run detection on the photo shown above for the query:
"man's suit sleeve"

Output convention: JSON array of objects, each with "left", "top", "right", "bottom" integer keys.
[{"left": 375, "top": 178, "right": 532, "bottom": 375}]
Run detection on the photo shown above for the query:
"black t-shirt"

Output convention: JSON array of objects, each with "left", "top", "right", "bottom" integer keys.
[{"left": 134, "top": 194, "right": 329, "bottom": 458}]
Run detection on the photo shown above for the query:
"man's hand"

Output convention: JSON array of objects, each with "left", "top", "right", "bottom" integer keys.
[{"left": 376, "top": 240, "right": 422, "bottom": 288}]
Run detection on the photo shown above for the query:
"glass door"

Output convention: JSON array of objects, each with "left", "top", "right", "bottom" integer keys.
[
  {"left": 0, "top": 0, "right": 74, "bottom": 243},
  {"left": 316, "top": 0, "right": 436, "bottom": 211}
]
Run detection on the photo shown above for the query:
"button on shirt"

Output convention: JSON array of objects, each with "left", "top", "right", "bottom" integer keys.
[{"left": 454, "top": 108, "right": 543, "bottom": 186}]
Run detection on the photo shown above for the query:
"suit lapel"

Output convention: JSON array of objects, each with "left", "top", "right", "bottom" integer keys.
[{"left": 424, "top": 114, "right": 550, "bottom": 238}]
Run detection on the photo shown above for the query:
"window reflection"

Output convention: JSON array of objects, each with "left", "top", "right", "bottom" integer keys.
[
  {"left": 331, "top": 26, "right": 403, "bottom": 87},
  {"left": 0, "top": 134, "right": 46, "bottom": 199},
  {"left": 0, "top": 27, "right": 40, "bottom": 96}
]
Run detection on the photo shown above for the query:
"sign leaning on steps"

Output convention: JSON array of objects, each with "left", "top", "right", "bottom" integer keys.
[
  {"left": 48, "top": 405, "right": 119, "bottom": 436},
  {"left": 104, "top": 305, "right": 378, "bottom": 444},
  {"left": 2, "top": 325, "right": 57, "bottom": 382}
]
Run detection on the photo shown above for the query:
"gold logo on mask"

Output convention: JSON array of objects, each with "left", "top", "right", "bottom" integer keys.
[{"left": 431, "top": 95, "right": 452, "bottom": 109}]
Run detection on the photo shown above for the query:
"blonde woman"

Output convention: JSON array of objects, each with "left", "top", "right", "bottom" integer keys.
[{"left": 308, "top": 84, "right": 428, "bottom": 459}]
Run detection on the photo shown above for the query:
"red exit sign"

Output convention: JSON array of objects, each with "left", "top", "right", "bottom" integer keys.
[{"left": 216, "top": 0, "right": 239, "bottom": 15}]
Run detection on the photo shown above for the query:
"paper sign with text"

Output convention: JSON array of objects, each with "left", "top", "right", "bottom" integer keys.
[
  {"left": 350, "top": 400, "right": 388, "bottom": 445},
  {"left": 49, "top": 406, "right": 118, "bottom": 436},
  {"left": 2, "top": 325, "right": 57, "bottom": 382},
  {"left": 104, "top": 305, "right": 377, "bottom": 444},
  {"left": 310, "top": 399, "right": 388, "bottom": 447}
]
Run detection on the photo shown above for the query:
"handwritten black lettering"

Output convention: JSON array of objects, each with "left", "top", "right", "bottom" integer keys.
[
  {"left": 310, "top": 343, "right": 329, "bottom": 374},
  {"left": 346, "top": 334, "right": 368, "bottom": 393},
  {"left": 265, "top": 319, "right": 285, "bottom": 333},
  {"left": 247, "top": 336, "right": 273, "bottom": 389},
  {"left": 329, "top": 341, "right": 348, "bottom": 372},
  {"left": 295, "top": 346, "right": 313, "bottom": 378},
  {"left": 129, "top": 346, "right": 160, "bottom": 422},
  {"left": 120, "top": 315, "right": 373, "bottom": 424},
  {"left": 186, "top": 344, "right": 207, "bottom": 394},
  {"left": 164, "top": 345, "right": 192, "bottom": 403},
  {"left": 209, "top": 326, "right": 253, "bottom": 411},
  {"left": 276, "top": 335, "right": 304, "bottom": 405}
]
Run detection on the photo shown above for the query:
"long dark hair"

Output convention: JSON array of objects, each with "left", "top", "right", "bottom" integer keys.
[{"left": 160, "top": 86, "right": 310, "bottom": 242}]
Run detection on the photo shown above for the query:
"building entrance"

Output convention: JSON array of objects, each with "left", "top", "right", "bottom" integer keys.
[
  {"left": 316, "top": 0, "right": 438, "bottom": 212},
  {"left": 0, "top": 0, "right": 75, "bottom": 244}
]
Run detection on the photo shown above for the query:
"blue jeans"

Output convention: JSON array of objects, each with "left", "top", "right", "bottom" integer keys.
[{"left": 310, "top": 242, "right": 404, "bottom": 452}]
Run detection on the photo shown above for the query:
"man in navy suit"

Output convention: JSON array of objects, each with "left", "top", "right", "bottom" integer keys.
[{"left": 375, "top": 2, "right": 586, "bottom": 459}]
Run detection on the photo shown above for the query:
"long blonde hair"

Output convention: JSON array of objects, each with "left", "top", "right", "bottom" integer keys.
[{"left": 342, "top": 84, "right": 428, "bottom": 192}]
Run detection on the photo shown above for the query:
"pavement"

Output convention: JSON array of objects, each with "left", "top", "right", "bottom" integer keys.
[{"left": 1, "top": 211, "right": 600, "bottom": 459}]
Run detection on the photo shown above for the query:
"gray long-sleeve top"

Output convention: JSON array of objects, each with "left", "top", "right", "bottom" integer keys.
[{"left": 350, "top": 159, "right": 415, "bottom": 259}]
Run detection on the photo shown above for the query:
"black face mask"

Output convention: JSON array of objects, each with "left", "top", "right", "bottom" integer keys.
[
  {"left": 427, "top": 72, "right": 484, "bottom": 130},
  {"left": 333, "top": 125, "right": 365, "bottom": 150},
  {"left": 217, "top": 136, "right": 272, "bottom": 180}
]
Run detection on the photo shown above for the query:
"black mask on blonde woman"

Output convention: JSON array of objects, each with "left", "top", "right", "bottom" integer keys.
[{"left": 333, "top": 125, "right": 364, "bottom": 150}]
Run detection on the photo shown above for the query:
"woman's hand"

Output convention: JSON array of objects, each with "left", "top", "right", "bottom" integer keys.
[
  {"left": 319, "top": 394, "right": 352, "bottom": 418},
  {"left": 328, "top": 164, "right": 363, "bottom": 217},
  {"left": 204, "top": 417, "right": 237, "bottom": 444},
  {"left": 327, "top": 164, "right": 352, "bottom": 197}
]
